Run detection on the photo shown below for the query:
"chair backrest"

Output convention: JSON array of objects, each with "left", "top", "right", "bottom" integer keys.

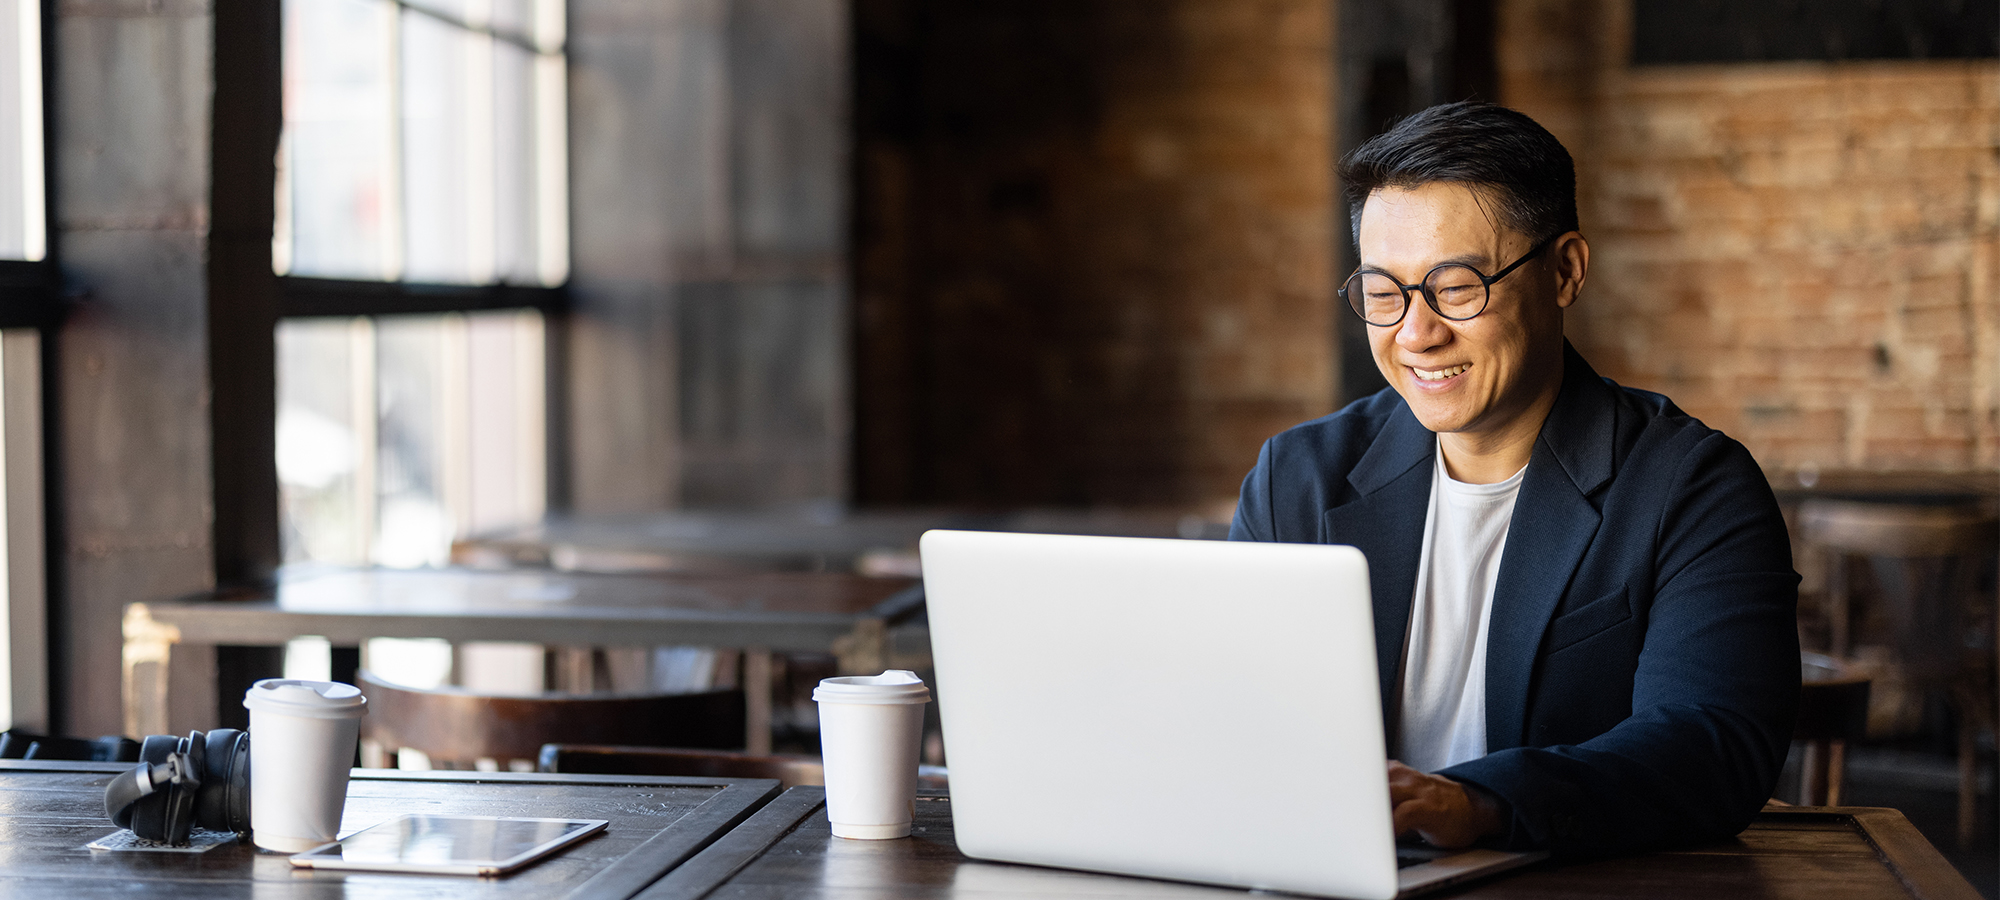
[
  {"left": 357, "top": 670, "right": 744, "bottom": 767},
  {"left": 538, "top": 743, "right": 950, "bottom": 791},
  {"left": 539, "top": 744, "right": 825, "bottom": 787},
  {"left": 1797, "top": 652, "right": 1871, "bottom": 742},
  {"left": 1797, "top": 498, "right": 1998, "bottom": 670}
]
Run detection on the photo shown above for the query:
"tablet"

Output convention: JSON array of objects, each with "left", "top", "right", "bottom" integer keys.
[{"left": 288, "top": 814, "right": 608, "bottom": 876}]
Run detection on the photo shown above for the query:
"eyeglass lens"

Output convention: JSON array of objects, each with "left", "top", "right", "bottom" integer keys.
[{"left": 1344, "top": 264, "right": 1488, "bottom": 326}]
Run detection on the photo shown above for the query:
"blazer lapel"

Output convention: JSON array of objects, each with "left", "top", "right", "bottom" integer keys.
[
  {"left": 1321, "top": 406, "right": 1434, "bottom": 737},
  {"left": 1483, "top": 343, "right": 1617, "bottom": 750},
  {"left": 1482, "top": 452, "right": 1599, "bottom": 750}
]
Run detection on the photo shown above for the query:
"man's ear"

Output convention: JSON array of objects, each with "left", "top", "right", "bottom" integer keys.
[{"left": 1552, "top": 232, "right": 1589, "bottom": 309}]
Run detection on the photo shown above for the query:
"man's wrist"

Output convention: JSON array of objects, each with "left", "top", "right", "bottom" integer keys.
[{"left": 1458, "top": 781, "right": 1508, "bottom": 840}]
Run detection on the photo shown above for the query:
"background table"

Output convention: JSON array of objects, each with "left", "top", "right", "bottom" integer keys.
[
  {"left": 0, "top": 759, "right": 778, "bottom": 899},
  {"left": 450, "top": 507, "right": 1229, "bottom": 576},
  {"left": 636, "top": 786, "right": 1984, "bottom": 900},
  {"left": 122, "top": 567, "right": 928, "bottom": 749}
]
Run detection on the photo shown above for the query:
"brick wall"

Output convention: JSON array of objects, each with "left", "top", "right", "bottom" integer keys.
[
  {"left": 853, "top": 0, "right": 1334, "bottom": 508},
  {"left": 1499, "top": 0, "right": 2000, "bottom": 474}
]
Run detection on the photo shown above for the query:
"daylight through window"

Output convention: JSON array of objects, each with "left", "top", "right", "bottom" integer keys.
[
  {"left": 0, "top": 0, "right": 44, "bottom": 263},
  {"left": 276, "top": 0, "right": 567, "bottom": 286}
]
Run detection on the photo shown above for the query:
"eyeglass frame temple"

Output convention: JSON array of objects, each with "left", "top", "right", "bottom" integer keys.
[{"left": 1338, "top": 233, "right": 1562, "bottom": 327}]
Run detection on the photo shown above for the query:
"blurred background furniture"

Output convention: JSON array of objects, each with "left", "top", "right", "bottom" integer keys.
[
  {"left": 1798, "top": 651, "right": 1872, "bottom": 806},
  {"left": 357, "top": 670, "right": 745, "bottom": 770},
  {"left": 0, "top": 731, "right": 137, "bottom": 762},
  {"left": 122, "top": 567, "right": 925, "bottom": 753},
  {"left": 1797, "top": 497, "right": 1998, "bottom": 846},
  {"left": 356, "top": 672, "right": 748, "bottom": 768},
  {"left": 538, "top": 742, "right": 951, "bottom": 791},
  {"left": 446, "top": 506, "right": 1226, "bottom": 763},
  {"left": 540, "top": 744, "right": 825, "bottom": 787},
  {"left": 451, "top": 506, "right": 1231, "bottom": 577}
]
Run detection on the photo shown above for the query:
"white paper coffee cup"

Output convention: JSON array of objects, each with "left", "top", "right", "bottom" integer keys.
[
  {"left": 243, "top": 679, "right": 367, "bottom": 852},
  {"left": 814, "top": 670, "right": 931, "bottom": 840}
]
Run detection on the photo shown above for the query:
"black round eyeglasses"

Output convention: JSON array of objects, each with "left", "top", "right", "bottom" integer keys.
[{"left": 1338, "top": 235, "right": 1558, "bottom": 327}]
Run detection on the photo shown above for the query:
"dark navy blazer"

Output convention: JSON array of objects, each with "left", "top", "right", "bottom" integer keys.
[{"left": 1230, "top": 344, "right": 1800, "bottom": 854}]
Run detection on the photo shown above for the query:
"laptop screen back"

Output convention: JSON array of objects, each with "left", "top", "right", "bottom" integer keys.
[{"left": 920, "top": 530, "right": 1399, "bottom": 900}]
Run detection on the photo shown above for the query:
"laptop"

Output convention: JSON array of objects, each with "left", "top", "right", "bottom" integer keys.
[{"left": 919, "top": 529, "right": 1546, "bottom": 900}]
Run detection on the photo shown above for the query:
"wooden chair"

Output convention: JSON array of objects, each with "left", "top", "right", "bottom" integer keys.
[
  {"left": 1797, "top": 498, "right": 1997, "bottom": 845},
  {"left": 356, "top": 670, "right": 745, "bottom": 770},
  {"left": 1797, "top": 651, "right": 1871, "bottom": 806}
]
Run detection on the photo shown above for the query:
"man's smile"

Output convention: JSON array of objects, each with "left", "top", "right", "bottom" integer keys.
[{"left": 1412, "top": 363, "right": 1471, "bottom": 382}]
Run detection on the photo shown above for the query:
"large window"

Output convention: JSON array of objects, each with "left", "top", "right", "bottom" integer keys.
[
  {"left": 0, "top": 0, "right": 46, "bottom": 734},
  {"left": 0, "top": 332, "right": 42, "bottom": 734},
  {"left": 274, "top": 0, "right": 564, "bottom": 568},
  {"left": 277, "top": 311, "right": 546, "bottom": 566},
  {"left": 276, "top": 0, "right": 565, "bottom": 287},
  {"left": 0, "top": 0, "right": 41, "bottom": 264}
]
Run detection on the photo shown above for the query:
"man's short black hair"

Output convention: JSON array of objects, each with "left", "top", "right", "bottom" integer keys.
[{"left": 1339, "top": 101, "right": 1578, "bottom": 247}]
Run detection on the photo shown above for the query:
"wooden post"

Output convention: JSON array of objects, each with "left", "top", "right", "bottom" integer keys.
[
  {"left": 120, "top": 604, "right": 179, "bottom": 738},
  {"left": 743, "top": 648, "right": 772, "bottom": 755}
]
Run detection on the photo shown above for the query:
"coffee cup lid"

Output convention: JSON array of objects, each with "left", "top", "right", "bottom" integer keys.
[
  {"left": 242, "top": 679, "right": 368, "bottom": 719},
  {"left": 812, "top": 670, "right": 931, "bottom": 705},
  {"left": 808, "top": 668, "right": 932, "bottom": 704}
]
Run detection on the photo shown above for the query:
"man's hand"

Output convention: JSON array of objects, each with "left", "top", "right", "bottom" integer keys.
[{"left": 1387, "top": 760, "right": 1506, "bottom": 849}]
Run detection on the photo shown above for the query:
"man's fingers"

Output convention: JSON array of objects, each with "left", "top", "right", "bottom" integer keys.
[
  {"left": 1386, "top": 765, "right": 1487, "bottom": 849},
  {"left": 1391, "top": 796, "right": 1427, "bottom": 838},
  {"left": 1385, "top": 760, "right": 1424, "bottom": 800}
]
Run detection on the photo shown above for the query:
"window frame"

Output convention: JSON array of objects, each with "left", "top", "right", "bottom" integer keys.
[
  {"left": 0, "top": 0, "right": 57, "bottom": 328},
  {"left": 272, "top": 0, "right": 571, "bottom": 314},
  {"left": 0, "top": 0, "right": 57, "bottom": 735},
  {"left": 209, "top": 0, "right": 569, "bottom": 590},
  {"left": 0, "top": 259, "right": 58, "bottom": 329},
  {"left": 279, "top": 275, "right": 566, "bottom": 319}
]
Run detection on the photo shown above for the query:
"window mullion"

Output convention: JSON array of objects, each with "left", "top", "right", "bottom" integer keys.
[{"left": 384, "top": 0, "right": 406, "bottom": 281}]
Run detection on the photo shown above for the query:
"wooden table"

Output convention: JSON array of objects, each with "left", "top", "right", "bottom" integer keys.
[
  {"left": 122, "top": 567, "right": 929, "bottom": 750},
  {"left": 635, "top": 787, "right": 1984, "bottom": 900},
  {"left": 1766, "top": 468, "right": 2000, "bottom": 506},
  {"left": 0, "top": 759, "right": 778, "bottom": 899},
  {"left": 451, "top": 507, "right": 1229, "bottom": 575}
]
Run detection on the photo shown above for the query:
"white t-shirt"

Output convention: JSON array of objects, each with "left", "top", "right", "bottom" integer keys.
[{"left": 1394, "top": 443, "right": 1526, "bottom": 773}]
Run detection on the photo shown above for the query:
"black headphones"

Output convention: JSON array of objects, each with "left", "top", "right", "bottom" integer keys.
[{"left": 102, "top": 729, "right": 251, "bottom": 845}]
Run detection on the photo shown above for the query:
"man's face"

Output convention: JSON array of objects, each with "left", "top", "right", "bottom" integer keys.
[{"left": 1357, "top": 183, "right": 1572, "bottom": 442}]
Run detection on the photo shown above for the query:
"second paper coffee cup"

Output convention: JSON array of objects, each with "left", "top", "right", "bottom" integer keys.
[
  {"left": 814, "top": 670, "right": 931, "bottom": 839},
  {"left": 242, "top": 678, "right": 367, "bottom": 852}
]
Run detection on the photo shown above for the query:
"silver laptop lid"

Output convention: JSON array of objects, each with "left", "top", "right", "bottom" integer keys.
[{"left": 921, "top": 530, "right": 1398, "bottom": 900}]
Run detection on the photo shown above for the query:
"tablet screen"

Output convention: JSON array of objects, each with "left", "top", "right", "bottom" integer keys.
[{"left": 289, "top": 814, "right": 608, "bottom": 875}]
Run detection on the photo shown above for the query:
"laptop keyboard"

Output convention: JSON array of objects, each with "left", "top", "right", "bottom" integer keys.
[{"left": 1397, "top": 854, "right": 1433, "bottom": 869}]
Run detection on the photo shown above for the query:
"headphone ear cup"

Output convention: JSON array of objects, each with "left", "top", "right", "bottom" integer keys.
[
  {"left": 123, "top": 735, "right": 185, "bottom": 843},
  {"left": 194, "top": 728, "right": 251, "bottom": 834}
]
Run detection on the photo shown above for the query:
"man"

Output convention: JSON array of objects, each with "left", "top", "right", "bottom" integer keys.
[{"left": 1230, "top": 102, "right": 1799, "bottom": 855}]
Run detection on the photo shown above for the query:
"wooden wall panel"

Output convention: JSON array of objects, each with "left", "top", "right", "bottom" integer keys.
[
  {"left": 677, "top": 280, "right": 844, "bottom": 506},
  {"left": 52, "top": 1, "right": 218, "bottom": 735},
  {"left": 853, "top": 0, "right": 1335, "bottom": 508},
  {"left": 567, "top": 0, "right": 848, "bottom": 512}
]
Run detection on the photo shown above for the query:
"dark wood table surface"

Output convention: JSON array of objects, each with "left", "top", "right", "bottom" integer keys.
[
  {"left": 634, "top": 786, "right": 1984, "bottom": 900},
  {"left": 0, "top": 759, "right": 778, "bottom": 899},
  {"left": 121, "top": 566, "right": 925, "bottom": 748}
]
